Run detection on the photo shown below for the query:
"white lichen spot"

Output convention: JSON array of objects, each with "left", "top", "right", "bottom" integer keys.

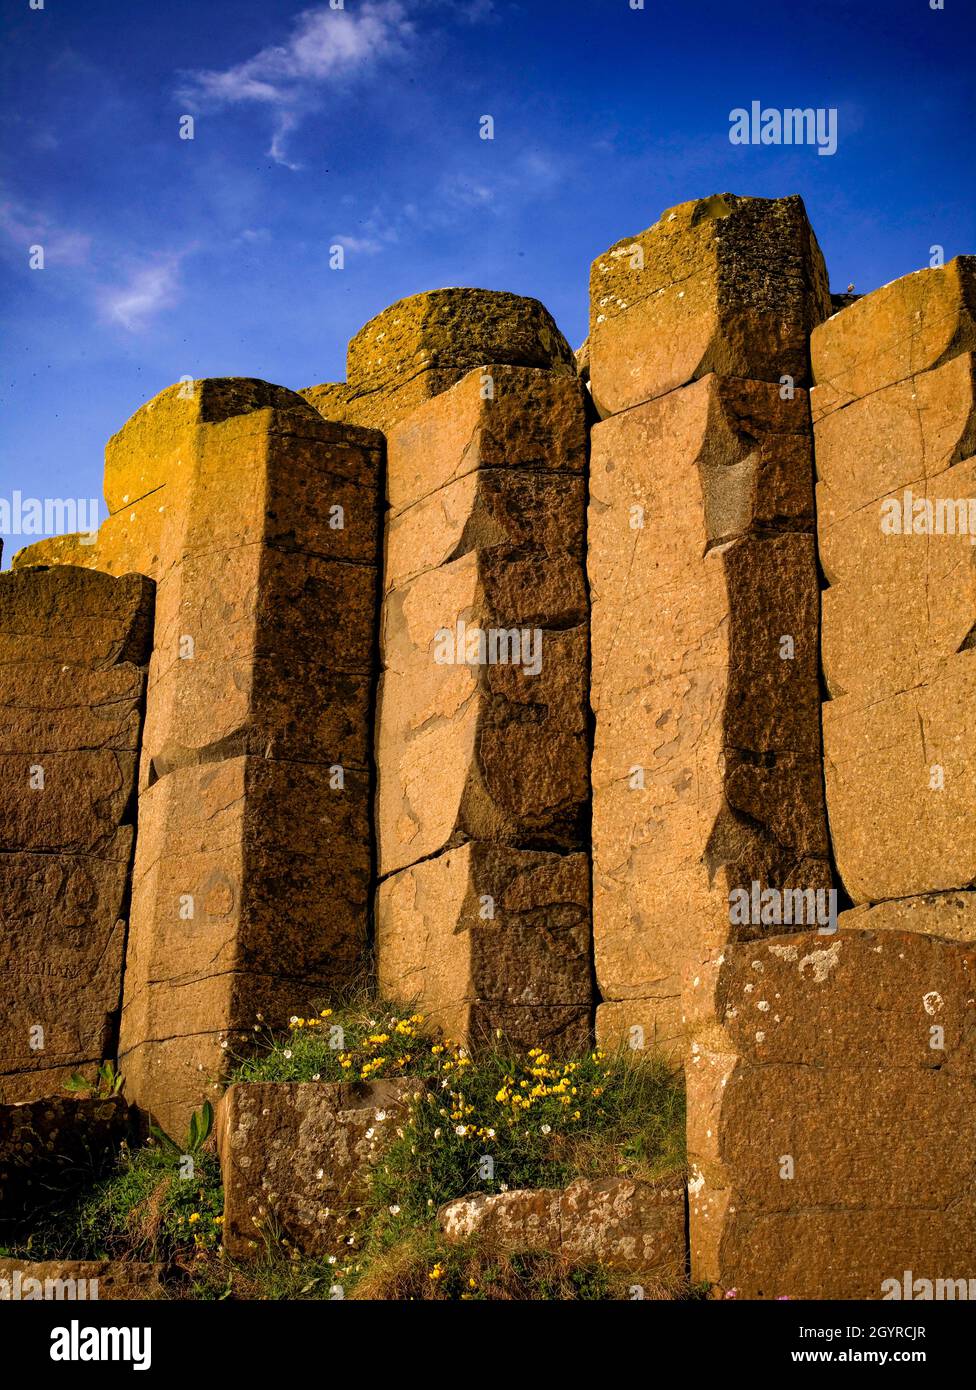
[
  {"left": 923, "top": 991, "right": 944, "bottom": 1016},
  {"left": 768, "top": 943, "right": 799, "bottom": 962},
  {"left": 688, "top": 1165, "right": 705, "bottom": 1196},
  {"left": 755, "top": 1031, "right": 766, "bottom": 1043},
  {"left": 757, "top": 1000, "right": 770, "bottom": 1012},
  {"left": 799, "top": 941, "right": 841, "bottom": 983}
]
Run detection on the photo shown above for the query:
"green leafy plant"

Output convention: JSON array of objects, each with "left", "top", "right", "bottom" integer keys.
[
  {"left": 63, "top": 1060, "right": 125, "bottom": 1099},
  {"left": 150, "top": 1100, "right": 214, "bottom": 1155}
]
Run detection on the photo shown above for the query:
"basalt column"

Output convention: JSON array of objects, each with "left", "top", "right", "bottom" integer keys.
[
  {"left": 106, "top": 380, "right": 382, "bottom": 1133},
  {"left": 685, "top": 258, "right": 976, "bottom": 1299},
  {"left": 368, "top": 292, "right": 593, "bottom": 1050},
  {"left": 587, "top": 193, "right": 833, "bottom": 1058},
  {"left": 0, "top": 563, "right": 153, "bottom": 1102}
]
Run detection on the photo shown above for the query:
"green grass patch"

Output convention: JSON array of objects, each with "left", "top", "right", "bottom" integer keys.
[{"left": 3, "top": 1142, "right": 223, "bottom": 1269}]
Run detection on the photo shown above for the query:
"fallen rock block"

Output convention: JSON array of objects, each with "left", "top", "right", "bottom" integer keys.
[
  {"left": 217, "top": 1080, "right": 423, "bottom": 1259},
  {"left": 438, "top": 1176, "right": 686, "bottom": 1281}
]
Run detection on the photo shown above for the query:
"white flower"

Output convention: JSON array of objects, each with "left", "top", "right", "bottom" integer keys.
[
  {"left": 312, "top": 1073, "right": 321, "bottom": 1082},
  {"left": 327, "top": 1256, "right": 336, "bottom": 1265},
  {"left": 455, "top": 1125, "right": 467, "bottom": 1136},
  {"left": 500, "top": 1183, "right": 508, "bottom": 1192},
  {"left": 389, "top": 1205, "right": 401, "bottom": 1216},
  {"left": 541, "top": 1124, "right": 551, "bottom": 1135},
  {"left": 283, "top": 1049, "right": 293, "bottom": 1059},
  {"left": 289, "top": 1016, "right": 299, "bottom": 1025},
  {"left": 316, "top": 1169, "right": 324, "bottom": 1180},
  {"left": 256, "top": 1013, "right": 264, "bottom": 1021},
  {"left": 375, "top": 1110, "right": 388, "bottom": 1122},
  {"left": 433, "top": 1128, "right": 442, "bottom": 1138},
  {"left": 220, "top": 1040, "right": 228, "bottom": 1050},
  {"left": 365, "top": 1128, "right": 375, "bottom": 1139},
  {"left": 487, "top": 1128, "right": 496, "bottom": 1139}
]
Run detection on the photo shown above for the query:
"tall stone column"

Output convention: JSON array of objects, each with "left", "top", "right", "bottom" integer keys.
[
  {"left": 0, "top": 564, "right": 153, "bottom": 1102},
  {"left": 74, "top": 379, "right": 385, "bottom": 1134},
  {"left": 587, "top": 194, "right": 832, "bottom": 1058},
  {"left": 368, "top": 293, "right": 594, "bottom": 1050},
  {"left": 685, "top": 257, "right": 976, "bottom": 1298}
]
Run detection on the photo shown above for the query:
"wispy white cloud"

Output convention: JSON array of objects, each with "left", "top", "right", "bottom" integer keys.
[
  {"left": 0, "top": 198, "right": 92, "bottom": 266},
  {"left": 176, "top": 2, "right": 415, "bottom": 168},
  {"left": 96, "top": 254, "right": 186, "bottom": 332}
]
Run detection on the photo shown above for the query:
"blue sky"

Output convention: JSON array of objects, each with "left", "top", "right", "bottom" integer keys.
[{"left": 1, "top": 0, "right": 974, "bottom": 562}]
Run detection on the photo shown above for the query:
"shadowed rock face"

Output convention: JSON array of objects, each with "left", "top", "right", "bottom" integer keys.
[
  {"left": 0, "top": 567, "right": 153, "bottom": 1103},
  {"left": 687, "top": 251, "right": 976, "bottom": 1302},
  {"left": 377, "top": 842, "right": 592, "bottom": 1053}
]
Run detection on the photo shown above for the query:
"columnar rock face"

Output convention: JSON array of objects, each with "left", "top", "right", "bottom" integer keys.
[
  {"left": 685, "top": 925, "right": 976, "bottom": 1298},
  {"left": 377, "top": 843, "right": 591, "bottom": 1051},
  {"left": 814, "top": 259, "right": 976, "bottom": 901},
  {"left": 589, "top": 196, "right": 832, "bottom": 1058},
  {"left": 0, "top": 567, "right": 153, "bottom": 1102},
  {"left": 108, "top": 380, "right": 383, "bottom": 1133},
  {"left": 687, "top": 257, "right": 976, "bottom": 1299},
  {"left": 301, "top": 288, "right": 576, "bottom": 433},
  {"left": 372, "top": 314, "right": 593, "bottom": 1050}
]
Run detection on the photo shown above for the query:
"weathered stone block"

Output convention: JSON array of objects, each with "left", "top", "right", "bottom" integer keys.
[
  {"left": 386, "top": 467, "right": 586, "bottom": 595},
  {"left": 589, "top": 194, "right": 830, "bottom": 417},
  {"left": 301, "top": 292, "right": 578, "bottom": 433},
  {"left": 0, "top": 567, "right": 153, "bottom": 669},
  {"left": 439, "top": 1177, "right": 686, "bottom": 1280},
  {"left": 0, "top": 1259, "right": 163, "bottom": 1300},
  {"left": 0, "top": 751, "right": 137, "bottom": 856},
  {"left": 119, "top": 755, "right": 369, "bottom": 1134},
  {"left": 0, "top": 663, "right": 146, "bottom": 754},
  {"left": 0, "top": 567, "right": 150, "bottom": 1099},
  {"left": 685, "top": 928, "right": 976, "bottom": 1299},
  {"left": 348, "top": 289, "right": 575, "bottom": 395},
  {"left": 384, "top": 364, "right": 587, "bottom": 515},
  {"left": 377, "top": 842, "right": 591, "bottom": 1051},
  {"left": 589, "top": 376, "right": 828, "bottom": 1056},
  {"left": 378, "top": 570, "right": 588, "bottom": 875},
  {"left": 823, "top": 651, "right": 976, "bottom": 901},
  {"left": 811, "top": 255, "right": 976, "bottom": 420},
  {"left": 0, "top": 852, "right": 128, "bottom": 1088},
  {"left": 217, "top": 1080, "right": 422, "bottom": 1258}
]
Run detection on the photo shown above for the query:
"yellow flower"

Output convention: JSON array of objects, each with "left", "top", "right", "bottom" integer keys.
[{"left": 188, "top": 1212, "right": 201, "bottom": 1223}]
